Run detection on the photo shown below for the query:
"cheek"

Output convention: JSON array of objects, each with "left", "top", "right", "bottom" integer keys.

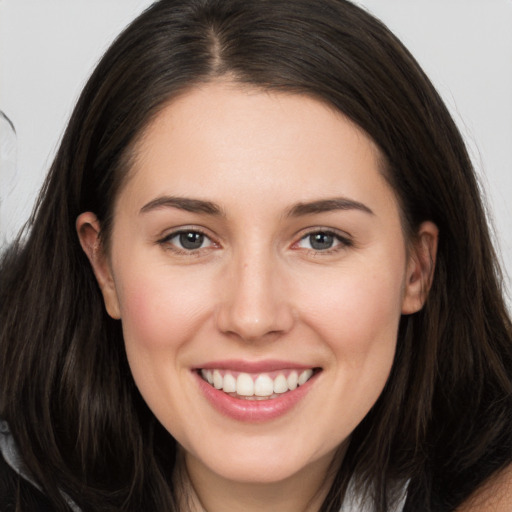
[
  {"left": 307, "top": 269, "right": 402, "bottom": 333},
  {"left": 297, "top": 254, "right": 405, "bottom": 371},
  {"left": 281, "top": 258, "right": 406, "bottom": 450},
  {"left": 113, "top": 266, "right": 214, "bottom": 429},
  {"left": 116, "top": 266, "right": 211, "bottom": 352}
]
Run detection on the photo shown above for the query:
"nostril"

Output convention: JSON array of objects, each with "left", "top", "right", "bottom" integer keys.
[{"left": 216, "top": 299, "right": 286, "bottom": 339}]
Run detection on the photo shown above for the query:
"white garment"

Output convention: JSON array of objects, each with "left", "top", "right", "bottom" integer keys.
[{"left": 341, "top": 479, "right": 407, "bottom": 512}]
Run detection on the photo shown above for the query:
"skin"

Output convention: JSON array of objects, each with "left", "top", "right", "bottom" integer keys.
[{"left": 78, "top": 81, "right": 438, "bottom": 511}]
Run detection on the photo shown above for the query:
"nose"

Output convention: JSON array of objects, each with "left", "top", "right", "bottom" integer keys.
[{"left": 215, "top": 250, "right": 295, "bottom": 342}]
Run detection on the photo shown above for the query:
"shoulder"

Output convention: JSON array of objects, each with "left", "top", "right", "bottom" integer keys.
[{"left": 456, "top": 463, "right": 512, "bottom": 512}]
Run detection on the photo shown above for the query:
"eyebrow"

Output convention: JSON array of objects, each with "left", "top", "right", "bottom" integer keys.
[
  {"left": 140, "top": 196, "right": 225, "bottom": 216},
  {"left": 286, "top": 198, "right": 374, "bottom": 217},
  {"left": 139, "top": 195, "right": 373, "bottom": 218}
]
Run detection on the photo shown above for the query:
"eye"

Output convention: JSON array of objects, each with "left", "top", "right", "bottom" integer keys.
[
  {"left": 296, "top": 230, "right": 351, "bottom": 251},
  {"left": 161, "top": 230, "right": 214, "bottom": 251}
]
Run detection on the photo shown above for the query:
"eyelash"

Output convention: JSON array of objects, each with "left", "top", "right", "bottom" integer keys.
[
  {"left": 157, "top": 228, "right": 353, "bottom": 255},
  {"left": 158, "top": 228, "right": 216, "bottom": 255},
  {"left": 294, "top": 229, "right": 353, "bottom": 255}
]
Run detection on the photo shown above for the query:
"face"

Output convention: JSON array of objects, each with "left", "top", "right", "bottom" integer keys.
[{"left": 79, "top": 82, "right": 436, "bottom": 488}]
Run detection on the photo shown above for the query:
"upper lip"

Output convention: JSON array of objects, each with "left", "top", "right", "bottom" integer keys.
[{"left": 195, "top": 359, "right": 317, "bottom": 373}]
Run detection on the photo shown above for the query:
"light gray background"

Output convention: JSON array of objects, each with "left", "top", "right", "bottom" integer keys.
[{"left": 1, "top": 0, "right": 511, "bottom": 306}]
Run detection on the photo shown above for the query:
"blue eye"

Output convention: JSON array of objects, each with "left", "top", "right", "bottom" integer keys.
[
  {"left": 297, "top": 231, "right": 349, "bottom": 251},
  {"left": 165, "top": 230, "right": 213, "bottom": 251}
]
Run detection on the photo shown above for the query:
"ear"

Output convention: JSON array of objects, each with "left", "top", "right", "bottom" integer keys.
[
  {"left": 401, "top": 221, "right": 439, "bottom": 315},
  {"left": 76, "top": 212, "right": 121, "bottom": 319}
]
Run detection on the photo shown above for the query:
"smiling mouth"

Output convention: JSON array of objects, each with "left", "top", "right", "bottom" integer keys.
[{"left": 199, "top": 368, "right": 320, "bottom": 400}]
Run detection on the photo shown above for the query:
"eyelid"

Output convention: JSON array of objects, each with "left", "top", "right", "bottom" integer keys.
[
  {"left": 291, "top": 227, "right": 353, "bottom": 252},
  {"left": 157, "top": 226, "right": 220, "bottom": 253}
]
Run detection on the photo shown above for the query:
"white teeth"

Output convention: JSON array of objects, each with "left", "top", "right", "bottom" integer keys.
[
  {"left": 273, "top": 374, "right": 288, "bottom": 394},
  {"left": 287, "top": 371, "right": 298, "bottom": 390},
  {"left": 213, "top": 370, "right": 223, "bottom": 389},
  {"left": 236, "top": 373, "right": 254, "bottom": 396},
  {"left": 254, "top": 374, "right": 274, "bottom": 396},
  {"left": 298, "top": 369, "right": 313, "bottom": 386},
  {"left": 201, "top": 368, "right": 316, "bottom": 397},
  {"left": 223, "top": 373, "right": 236, "bottom": 393}
]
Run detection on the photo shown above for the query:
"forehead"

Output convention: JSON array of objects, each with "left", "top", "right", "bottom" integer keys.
[{"left": 119, "top": 81, "right": 398, "bottom": 219}]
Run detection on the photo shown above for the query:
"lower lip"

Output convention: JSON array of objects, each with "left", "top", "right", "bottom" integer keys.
[{"left": 194, "top": 371, "right": 318, "bottom": 422}]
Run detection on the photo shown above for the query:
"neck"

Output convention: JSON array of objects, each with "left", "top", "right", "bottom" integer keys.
[{"left": 174, "top": 446, "right": 345, "bottom": 512}]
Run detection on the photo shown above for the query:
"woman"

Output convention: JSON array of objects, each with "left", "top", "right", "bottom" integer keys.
[{"left": 1, "top": 0, "right": 511, "bottom": 510}]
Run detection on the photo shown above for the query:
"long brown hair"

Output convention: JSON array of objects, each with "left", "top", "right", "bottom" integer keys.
[{"left": 1, "top": 1, "right": 511, "bottom": 510}]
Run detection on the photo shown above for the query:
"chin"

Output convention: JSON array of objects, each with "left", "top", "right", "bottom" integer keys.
[{"left": 185, "top": 436, "right": 339, "bottom": 487}]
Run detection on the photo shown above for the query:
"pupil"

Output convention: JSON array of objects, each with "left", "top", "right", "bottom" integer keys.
[
  {"left": 310, "top": 232, "right": 334, "bottom": 250},
  {"left": 179, "top": 232, "right": 204, "bottom": 250}
]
